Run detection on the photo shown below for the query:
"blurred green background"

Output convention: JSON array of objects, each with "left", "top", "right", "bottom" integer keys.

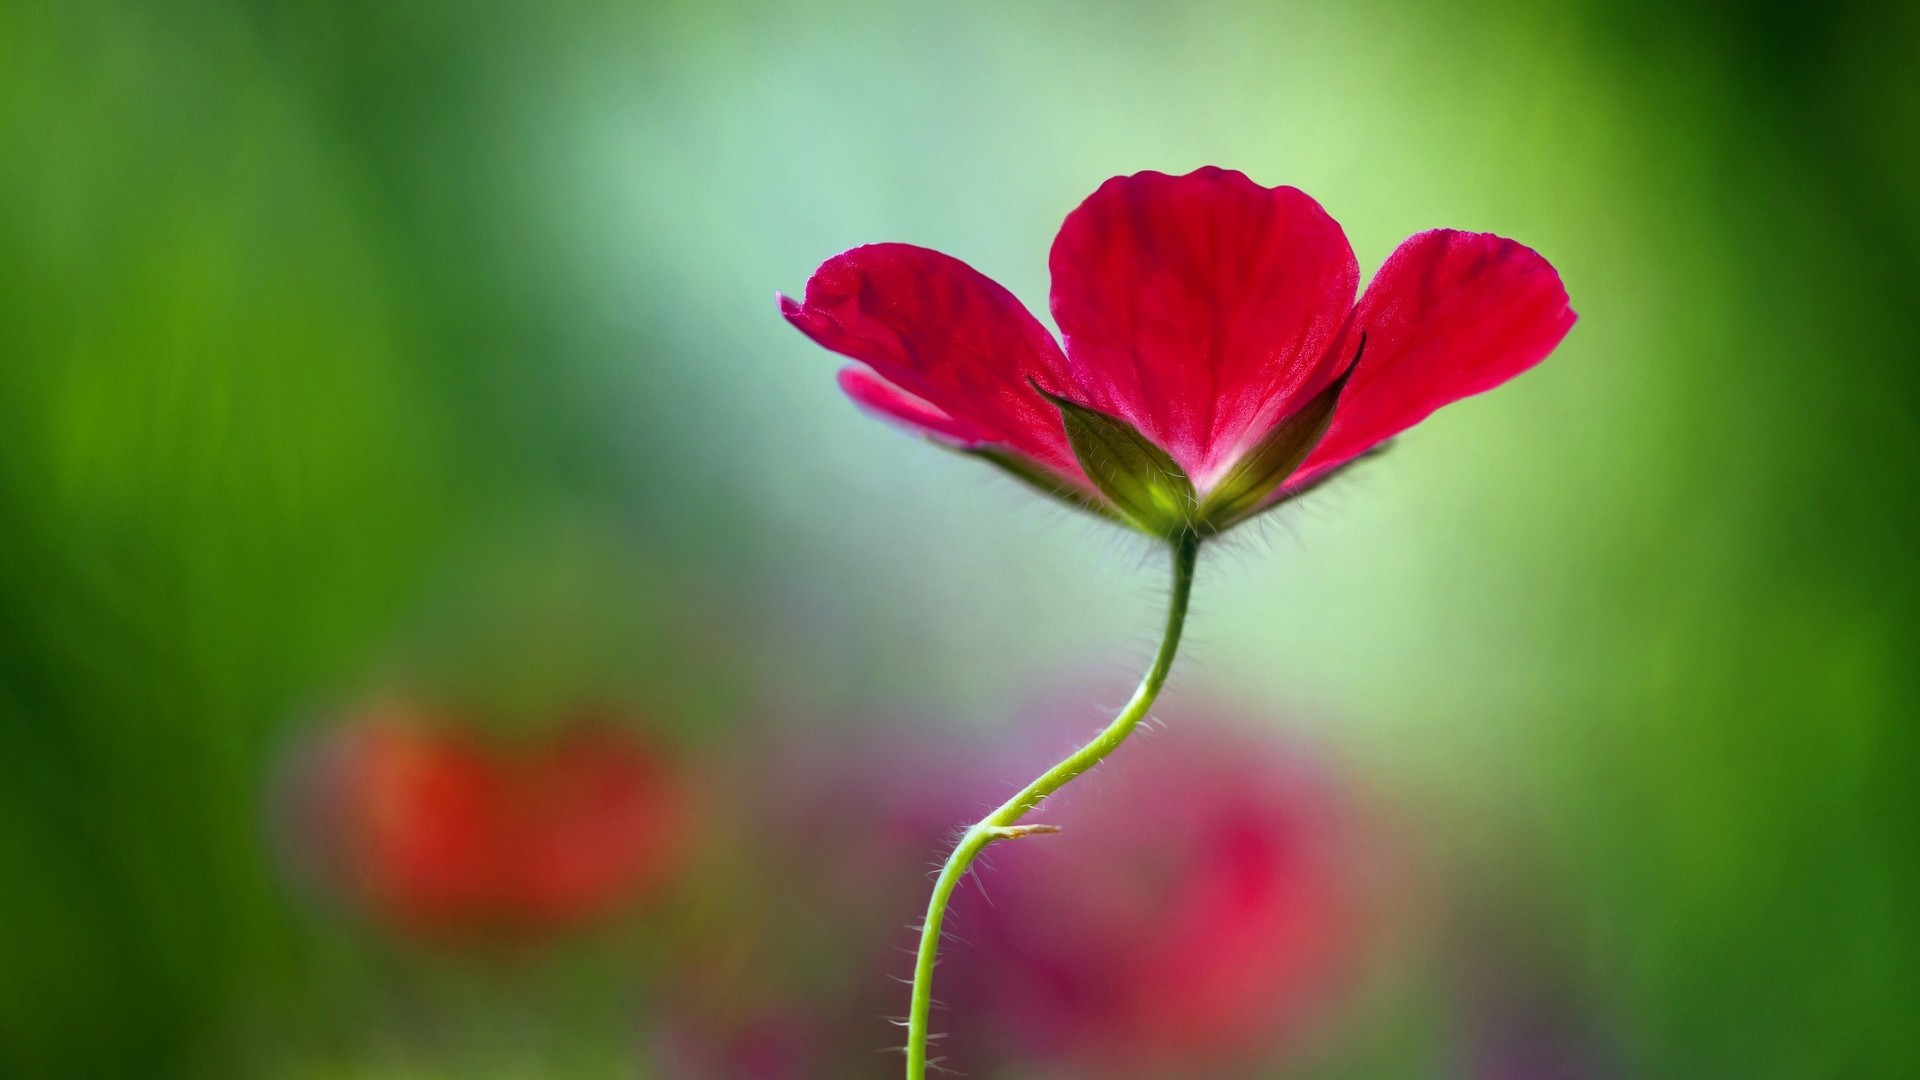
[{"left": 2, "top": 0, "right": 1916, "bottom": 1076}]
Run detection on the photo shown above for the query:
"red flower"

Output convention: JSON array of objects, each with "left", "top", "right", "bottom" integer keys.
[
  {"left": 782, "top": 167, "right": 1574, "bottom": 536},
  {"left": 280, "top": 704, "right": 689, "bottom": 938}
]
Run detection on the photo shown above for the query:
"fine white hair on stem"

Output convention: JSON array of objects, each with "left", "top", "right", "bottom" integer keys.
[{"left": 963, "top": 858, "right": 996, "bottom": 909}]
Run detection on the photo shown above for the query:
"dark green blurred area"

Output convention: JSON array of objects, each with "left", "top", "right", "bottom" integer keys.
[{"left": 2, "top": 0, "right": 1917, "bottom": 1076}]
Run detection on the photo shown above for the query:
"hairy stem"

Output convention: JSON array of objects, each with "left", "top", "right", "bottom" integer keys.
[{"left": 903, "top": 531, "right": 1200, "bottom": 1079}]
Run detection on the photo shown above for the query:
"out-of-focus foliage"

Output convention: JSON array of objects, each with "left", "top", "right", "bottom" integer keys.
[{"left": 1, "top": 0, "right": 1916, "bottom": 1077}]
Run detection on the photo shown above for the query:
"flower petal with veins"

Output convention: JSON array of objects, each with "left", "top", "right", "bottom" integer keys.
[
  {"left": 779, "top": 243, "right": 1083, "bottom": 480},
  {"left": 1049, "top": 168, "right": 1359, "bottom": 488},
  {"left": 1291, "top": 230, "right": 1576, "bottom": 486}
]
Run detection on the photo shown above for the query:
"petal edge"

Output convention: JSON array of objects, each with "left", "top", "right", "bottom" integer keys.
[{"left": 835, "top": 364, "right": 993, "bottom": 445}]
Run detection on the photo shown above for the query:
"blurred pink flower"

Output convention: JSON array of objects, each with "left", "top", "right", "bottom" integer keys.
[
  {"left": 782, "top": 167, "right": 1574, "bottom": 532},
  {"left": 943, "top": 710, "right": 1391, "bottom": 1077},
  {"left": 661, "top": 707, "right": 1395, "bottom": 1079}
]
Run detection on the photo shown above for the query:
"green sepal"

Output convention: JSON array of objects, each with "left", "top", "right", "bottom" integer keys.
[
  {"left": 1278, "top": 439, "right": 1393, "bottom": 501},
  {"left": 965, "top": 445, "right": 1129, "bottom": 525},
  {"left": 1194, "top": 367, "right": 1352, "bottom": 535},
  {"left": 1031, "top": 380, "right": 1196, "bottom": 538}
]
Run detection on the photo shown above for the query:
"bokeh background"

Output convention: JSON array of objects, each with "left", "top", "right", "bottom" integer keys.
[{"left": 2, "top": 0, "right": 1917, "bottom": 1077}]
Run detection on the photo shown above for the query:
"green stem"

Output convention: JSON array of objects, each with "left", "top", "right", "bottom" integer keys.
[{"left": 902, "top": 530, "right": 1200, "bottom": 1080}]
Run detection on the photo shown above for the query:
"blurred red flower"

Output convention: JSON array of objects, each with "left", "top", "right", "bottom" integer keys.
[
  {"left": 942, "top": 713, "right": 1392, "bottom": 1077},
  {"left": 782, "top": 167, "right": 1573, "bottom": 534},
  {"left": 281, "top": 704, "right": 688, "bottom": 937}
]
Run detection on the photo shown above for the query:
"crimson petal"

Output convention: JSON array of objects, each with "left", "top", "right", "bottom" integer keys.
[
  {"left": 835, "top": 365, "right": 994, "bottom": 445},
  {"left": 1290, "top": 230, "right": 1576, "bottom": 486},
  {"left": 1048, "top": 168, "right": 1358, "bottom": 488},
  {"left": 780, "top": 243, "right": 1083, "bottom": 480}
]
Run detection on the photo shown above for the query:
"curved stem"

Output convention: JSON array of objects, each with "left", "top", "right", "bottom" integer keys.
[{"left": 903, "top": 531, "right": 1200, "bottom": 1080}]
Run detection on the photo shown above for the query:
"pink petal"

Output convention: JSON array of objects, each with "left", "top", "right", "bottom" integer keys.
[
  {"left": 835, "top": 365, "right": 993, "bottom": 445},
  {"left": 780, "top": 243, "right": 1082, "bottom": 479},
  {"left": 1048, "top": 168, "right": 1358, "bottom": 488},
  {"left": 1290, "top": 230, "right": 1576, "bottom": 486}
]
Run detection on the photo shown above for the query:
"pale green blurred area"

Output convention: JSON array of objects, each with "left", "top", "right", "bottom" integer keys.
[{"left": 2, "top": 0, "right": 1917, "bottom": 1077}]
